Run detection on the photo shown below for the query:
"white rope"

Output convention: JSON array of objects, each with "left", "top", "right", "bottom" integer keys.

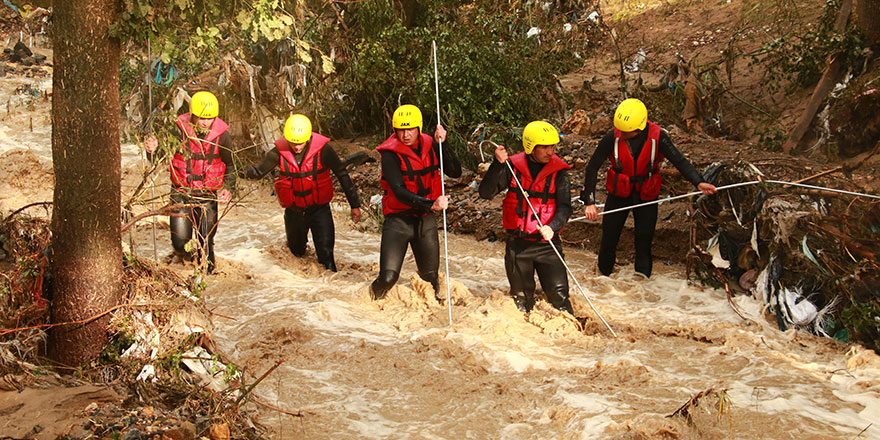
[
  {"left": 568, "top": 181, "right": 762, "bottom": 223},
  {"left": 433, "top": 40, "right": 453, "bottom": 327},
  {"left": 764, "top": 180, "right": 880, "bottom": 199},
  {"left": 504, "top": 160, "right": 617, "bottom": 337},
  {"left": 568, "top": 179, "right": 880, "bottom": 223}
]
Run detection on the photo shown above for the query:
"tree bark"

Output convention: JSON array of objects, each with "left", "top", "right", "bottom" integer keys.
[
  {"left": 781, "top": 0, "right": 852, "bottom": 154},
  {"left": 855, "top": 0, "right": 880, "bottom": 47},
  {"left": 48, "top": 0, "right": 122, "bottom": 366}
]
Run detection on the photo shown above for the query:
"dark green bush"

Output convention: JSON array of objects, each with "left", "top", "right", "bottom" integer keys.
[{"left": 332, "top": 0, "right": 583, "bottom": 136}]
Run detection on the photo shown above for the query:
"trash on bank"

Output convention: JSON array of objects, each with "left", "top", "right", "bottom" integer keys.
[{"left": 689, "top": 162, "right": 880, "bottom": 347}]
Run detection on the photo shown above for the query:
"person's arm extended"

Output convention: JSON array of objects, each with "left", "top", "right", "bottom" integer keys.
[
  {"left": 380, "top": 151, "right": 434, "bottom": 211},
  {"left": 243, "top": 147, "right": 281, "bottom": 180},
  {"left": 658, "top": 131, "right": 704, "bottom": 187},
  {"left": 580, "top": 131, "right": 614, "bottom": 204},
  {"left": 218, "top": 132, "right": 237, "bottom": 193},
  {"left": 547, "top": 170, "right": 572, "bottom": 232},
  {"left": 323, "top": 146, "right": 361, "bottom": 209},
  {"left": 478, "top": 159, "right": 512, "bottom": 199}
]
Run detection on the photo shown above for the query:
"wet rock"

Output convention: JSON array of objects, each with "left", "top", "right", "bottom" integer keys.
[
  {"left": 477, "top": 162, "right": 491, "bottom": 177},
  {"left": 209, "top": 422, "right": 230, "bottom": 440},
  {"left": 561, "top": 109, "right": 591, "bottom": 135},
  {"left": 123, "top": 428, "right": 145, "bottom": 440},
  {"left": 10, "top": 41, "right": 32, "bottom": 63},
  {"left": 590, "top": 114, "right": 611, "bottom": 136},
  {"left": 162, "top": 426, "right": 194, "bottom": 440},
  {"left": 450, "top": 168, "right": 475, "bottom": 187}
]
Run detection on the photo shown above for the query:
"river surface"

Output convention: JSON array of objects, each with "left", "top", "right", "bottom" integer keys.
[{"left": 1, "top": 76, "right": 878, "bottom": 439}]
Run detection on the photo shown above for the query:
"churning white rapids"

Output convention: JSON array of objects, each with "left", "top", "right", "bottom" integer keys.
[{"left": 1, "top": 76, "right": 878, "bottom": 440}]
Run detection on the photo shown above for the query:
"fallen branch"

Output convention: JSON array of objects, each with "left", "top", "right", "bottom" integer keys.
[
  {"left": 781, "top": 0, "right": 853, "bottom": 153},
  {"left": 0, "top": 304, "right": 128, "bottom": 337},
  {"left": 120, "top": 203, "right": 200, "bottom": 233},
  {"left": 668, "top": 387, "right": 716, "bottom": 420},
  {"left": 714, "top": 267, "right": 747, "bottom": 320},
  {"left": 235, "top": 358, "right": 285, "bottom": 406},
  {"left": 2, "top": 201, "right": 52, "bottom": 224},
  {"left": 795, "top": 138, "right": 880, "bottom": 184},
  {"left": 252, "top": 398, "right": 305, "bottom": 417}
]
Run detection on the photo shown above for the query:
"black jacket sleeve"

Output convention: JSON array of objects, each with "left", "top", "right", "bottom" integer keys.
[
  {"left": 322, "top": 145, "right": 361, "bottom": 209},
  {"left": 435, "top": 141, "right": 462, "bottom": 178},
  {"left": 478, "top": 158, "right": 512, "bottom": 199},
  {"left": 243, "top": 147, "right": 281, "bottom": 179},
  {"left": 379, "top": 151, "right": 434, "bottom": 212},
  {"left": 657, "top": 131, "right": 704, "bottom": 187},
  {"left": 217, "top": 132, "right": 237, "bottom": 193},
  {"left": 580, "top": 131, "right": 615, "bottom": 205},
  {"left": 547, "top": 169, "right": 572, "bottom": 232}
]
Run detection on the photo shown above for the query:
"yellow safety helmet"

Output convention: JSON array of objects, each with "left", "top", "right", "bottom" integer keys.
[
  {"left": 613, "top": 98, "right": 648, "bottom": 132},
  {"left": 522, "top": 120, "right": 560, "bottom": 154},
  {"left": 283, "top": 114, "right": 312, "bottom": 144},
  {"left": 392, "top": 104, "right": 423, "bottom": 132},
  {"left": 190, "top": 91, "right": 219, "bottom": 119}
]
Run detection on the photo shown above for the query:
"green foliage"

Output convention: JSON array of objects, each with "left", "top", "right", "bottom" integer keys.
[
  {"left": 333, "top": 0, "right": 582, "bottom": 134},
  {"left": 99, "top": 332, "right": 137, "bottom": 364},
  {"left": 839, "top": 299, "right": 880, "bottom": 349},
  {"left": 756, "top": 126, "right": 786, "bottom": 151},
  {"left": 751, "top": 0, "right": 868, "bottom": 92}
]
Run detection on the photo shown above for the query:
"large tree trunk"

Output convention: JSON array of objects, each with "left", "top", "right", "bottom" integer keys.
[
  {"left": 855, "top": 0, "right": 880, "bottom": 47},
  {"left": 48, "top": 0, "right": 122, "bottom": 366}
]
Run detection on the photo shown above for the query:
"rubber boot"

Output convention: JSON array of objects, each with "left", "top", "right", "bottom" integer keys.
[
  {"left": 420, "top": 271, "right": 442, "bottom": 303},
  {"left": 512, "top": 292, "right": 535, "bottom": 313},
  {"left": 370, "top": 270, "right": 399, "bottom": 300}
]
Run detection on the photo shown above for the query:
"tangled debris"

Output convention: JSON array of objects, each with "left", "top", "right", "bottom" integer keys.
[
  {"left": 689, "top": 161, "right": 880, "bottom": 348},
  {"left": 0, "top": 211, "right": 270, "bottom": 439}
]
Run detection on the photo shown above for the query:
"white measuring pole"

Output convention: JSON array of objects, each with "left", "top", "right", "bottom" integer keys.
[{"left": 433, "top": 41, "right": 453, "bottom": 327}]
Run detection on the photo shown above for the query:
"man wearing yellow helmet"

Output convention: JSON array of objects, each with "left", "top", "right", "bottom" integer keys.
[
  {"left": 241, "top": 114, "right": 361, "bottom": 272},
  {"left": 478, "top": 121, "right": 574, "bottom": 314},
  {"left": 143, "top": 90, "right": 237, "bottom": 274},
  {"left": 370, "top": 104, "right": 462, "bottom": 301},
  {"left": 580, "top": 98, "right": 717, "bottom": 277}
]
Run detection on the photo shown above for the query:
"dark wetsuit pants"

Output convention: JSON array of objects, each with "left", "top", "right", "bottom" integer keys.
[
  {"left": 598, "top": 193, "right": 659, "bottom": 277},
  {"left": 505, "top": 237, "right": 572, "bottom": 313},
  {"left": 170, "top": 191, "right": 219, "bottom": 271},
  {"left": 370, "top": 214, "right": 440, "bottom": 299},
  {"left": 284, "top": 203, "right": 337, "bottom": 272}
]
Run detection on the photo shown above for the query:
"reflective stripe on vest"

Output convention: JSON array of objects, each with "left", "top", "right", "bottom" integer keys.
[{"left": 606, "top": 121, "right": 664, "bottom": 198}]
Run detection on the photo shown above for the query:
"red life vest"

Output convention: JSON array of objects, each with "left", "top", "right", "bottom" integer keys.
[
  {"left": 376, "top": 133, "right": 442, "bottom": 216},
  {"left": 273, "top": 134, "right": 334, "bottom": 209},
  {"left": 171, "top": 114, "right": 228, "bottom": 191},
  {"left": 606, "top": 121, "right": 664, "bottom": 200},
  {"left": 502, "top": 152, "right": 570, "bottom": 239}
]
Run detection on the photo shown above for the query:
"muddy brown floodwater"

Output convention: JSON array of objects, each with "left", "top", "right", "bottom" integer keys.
[
  {"left": 130, "top": 185, "right": 878, "bottom": 439},
  {"left": 1, "top": 75, "right": 878, "bottom": 439}
]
